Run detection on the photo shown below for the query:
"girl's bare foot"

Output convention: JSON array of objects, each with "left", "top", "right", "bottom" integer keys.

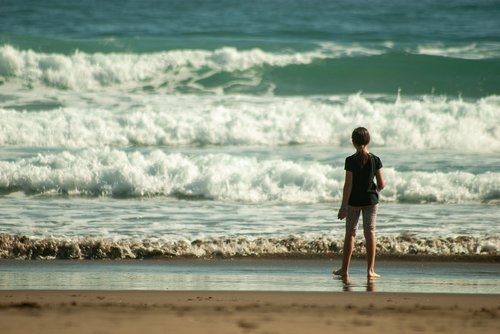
[
  {"left": 333, "top": 269, "right": 348, "bottom": 276},
  {"left": 367, "top": 271, "right": 380, "bottom": 278}
]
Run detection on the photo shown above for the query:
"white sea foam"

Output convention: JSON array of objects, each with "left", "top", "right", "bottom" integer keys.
[
  {"left": 1, "top": 94, "right": 499, "bottom": 152},
  {"left": 4, "top": 42, "right": 499, "bottom": 92},
  {"left": 0, "top": 44, "right": 380, "bottom": 91},
  {"left": 1, "top": 42, "right": 498, "bottom": 85},
  {"left": 415, "top": 42, "right": 500, "bottom": 60},
  {"left": 1, "top": 41, "right": 498, "bottom": 92},
  {"left": 0, "top": 234, "right": 497, "bottom": 259},
  {"left": 0, "top": 149, "right": 498, "bottom": 203}
]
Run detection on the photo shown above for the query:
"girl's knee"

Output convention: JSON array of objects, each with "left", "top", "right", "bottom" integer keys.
[
  {"left": 346, "top": 229, "right": 357, "bottom": 237},
  {"left": 344, "top": 232, "right": 356, "bottom": 241},
  {"left": 363, "top": 229, "right": 375, "bottom": 238}
]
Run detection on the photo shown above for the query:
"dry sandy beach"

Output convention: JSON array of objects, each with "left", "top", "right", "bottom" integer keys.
[{"left": 1, "top": 291, "right": 498, "bottom": 334}]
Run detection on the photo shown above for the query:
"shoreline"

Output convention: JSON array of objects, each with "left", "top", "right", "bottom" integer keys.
[
  {"left": 1, "top": 231, "right": 498, "bottom": 261},
  {"left": 1, "top": 258, "right": 498, "bottom": 294},
  {"left": 1, "top": 253, "right": 499, "bottom": 262},
  {"left": 1, "top": 291, "right": 499, "bottom": 334}
]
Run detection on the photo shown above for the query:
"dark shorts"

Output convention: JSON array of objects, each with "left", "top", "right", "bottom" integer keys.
[{"left": 346, "top": 204, "right": 378, "bottom": 235}]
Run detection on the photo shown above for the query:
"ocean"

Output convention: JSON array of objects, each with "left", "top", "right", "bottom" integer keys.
[{"left": 0, "top": 0, "right": 499, "bottom": 275}]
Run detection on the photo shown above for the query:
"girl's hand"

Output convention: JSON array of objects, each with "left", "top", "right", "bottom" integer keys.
[{"left": 338, "top": 208, "right": 347, "bottom": 220}]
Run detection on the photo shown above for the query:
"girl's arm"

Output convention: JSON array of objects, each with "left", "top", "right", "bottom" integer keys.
[
  {"left": 375, "top": 168, "right": 385, "bottom": 192},
  {"left": 338, "top": 171, "right": 353, "bottom": 220}
]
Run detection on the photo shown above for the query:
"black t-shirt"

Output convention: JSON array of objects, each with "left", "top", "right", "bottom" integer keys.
[{"left": 344, "top": 153, "right": 383, "bottom": 206}]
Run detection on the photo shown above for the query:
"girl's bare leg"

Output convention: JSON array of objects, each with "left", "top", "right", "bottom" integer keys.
[
  {"left": 364, "top": 230, "right": 380, "bottom": 278},
  {"left": 334, "top": 233, "right": 355, "bottom": 276}
]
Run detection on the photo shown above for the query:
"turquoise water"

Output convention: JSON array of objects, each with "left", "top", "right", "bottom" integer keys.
[
  {"left": 1, "top": 0, "right": 500, "bottom": 96},
  {"left": 0, "top": 0, "right": 499, "bottom": 261}
]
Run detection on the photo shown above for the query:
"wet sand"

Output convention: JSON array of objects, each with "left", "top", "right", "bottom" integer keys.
[
  {"left": 1, "top": 291, "right": 498, "bottom": 334},
  {"left": 2, "top": 259, "right": 499, "bottom": 294}
]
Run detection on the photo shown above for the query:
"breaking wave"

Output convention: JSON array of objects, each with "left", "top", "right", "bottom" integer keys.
[
  {"left": 1, "top": 94, "right": 499, "bottom": 152},
  {"left": 0, "top": 150, "right": 498, "bottom": 203},
  {"left": 1, "top": 44, "right": 499, "bottom": 96},
  {"left": 0, "top": 234, "right": 497, "bottom": 260}
]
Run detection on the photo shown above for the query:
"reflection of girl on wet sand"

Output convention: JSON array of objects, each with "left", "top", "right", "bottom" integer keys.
[
  {"left": 334, "top": 127, "right": 385, "bottom": 278},
  {"left": 340, "top": 276, "right": 376, "bottom": 292}
]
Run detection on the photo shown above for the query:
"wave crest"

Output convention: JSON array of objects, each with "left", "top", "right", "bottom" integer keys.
[
  {"left": 1, "top": 95, "right": 499, "bottom": 152},
  {"left": 0, "top": 234, "right": 497, "bottom": 260},
  {"left": 0, "top": 44, "right": 377, "bottom": 91},
  {"left": 1, "top": 44, "right": 499, "bottom": 96},
  {"left": 0, "top": 150, "right": 498, "bottom": 203}
]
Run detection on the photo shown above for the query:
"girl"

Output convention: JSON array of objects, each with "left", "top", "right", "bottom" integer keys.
[{"left": 335, "top": 127, "right": 385, "bottom": 278}]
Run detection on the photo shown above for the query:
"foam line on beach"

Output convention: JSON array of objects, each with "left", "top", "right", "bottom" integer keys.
[{"left": 0, "top": 234, "right": 497, "bottom": 260}]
